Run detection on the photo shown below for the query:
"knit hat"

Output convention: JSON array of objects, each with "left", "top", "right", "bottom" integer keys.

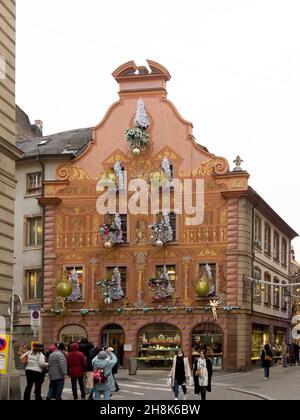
[
  {"left": 98, "top": 351, "right": 108, "bottom": 359},
  {"left": 32, "top": 343, "right": 44, "bottom": 352}
]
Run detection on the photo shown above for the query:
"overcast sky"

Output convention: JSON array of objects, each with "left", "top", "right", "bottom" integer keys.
[{"left": 16, "top": 0, "right": 300, "bottom": 258}]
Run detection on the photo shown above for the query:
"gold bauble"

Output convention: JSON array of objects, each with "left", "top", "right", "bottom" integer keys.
[
  {"left": 195, "top": 278, "right": 209, "bottom": 298},
  {"left": 132, "top": 147, "right": 141, "bottom": 157},
  {"left": 56, "top": 280, "right": 73, "bottom": 298},
  {"left": 104, "top": 240, "right": 113, "bottom": 249}
]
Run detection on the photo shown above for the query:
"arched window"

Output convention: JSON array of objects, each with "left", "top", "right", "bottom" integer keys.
[
  {"left": 59, "top": 325, "right": 87, "bottom": 346},
  {"left": 253, "top": 267, "right": 262, "bottom": 304},
  {"left": 273, "top": 278, "right": 280, "bottom": 308},
  {"left": 264, "top": 272, "right": 271, "bottom": 305},
  {"left": 281, "top": 281, "right": 288, "bottom": 311}
]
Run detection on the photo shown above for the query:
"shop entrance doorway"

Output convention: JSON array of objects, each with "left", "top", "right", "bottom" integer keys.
[{"left": 101, "top": 324, "right": 125, "bottom": 365}]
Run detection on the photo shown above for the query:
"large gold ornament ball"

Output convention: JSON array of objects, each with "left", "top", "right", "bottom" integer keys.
[
  {"left": 132, "top": 147, "right": 141, "bottom": 157},
  {"left": 56, "top": 281, "right": 73, "bottom": 298},
  {"left": 104, "top": 240, "right": 113, "bottom": 249},
  {"left": 195, "top": 279, "right": 209, "bottom": 298}
]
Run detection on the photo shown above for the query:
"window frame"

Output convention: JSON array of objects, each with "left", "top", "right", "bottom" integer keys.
[
  {"left": 281, "top": 238, "right": 287, "bottom": 267},
  {"left": 64, "top": 265, "right": 85, "bottom": 302},
  {"left": 264, "top": 223, "right": 271, "bottom": 256},
  {"left": 105, "top": 266, "right": 127, "bottom": 299},
  {"left": 273, "top": 231, "right": 280, "bottom": 262},
  {"left": 253, "top": 267, "right": 262, "bottom": 304},
  {"left": 273, "top": 278, "right": 280, "bottom": 308},
  {"left": 26, "top": 216, "right": 43, "bottom": 247},
  {"left": 26, "top": 172, "right": 42, "bottom": 194},
  {"left": 25, "top": 269, "right": 42, "bottom": 301},
  {"left": 263, "top": 272, "right": 271, "bottom": 305},
  {"left": 254, "top": 216, "right": 262, "bottom": 247}
]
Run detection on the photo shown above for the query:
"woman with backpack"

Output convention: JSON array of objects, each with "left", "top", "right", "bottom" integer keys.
[
  {"left": 92, "top": 347, "right": 117, "bottom": 400},
  {"left": 261, "top": 343, "right": 273, "bottom": 379}
]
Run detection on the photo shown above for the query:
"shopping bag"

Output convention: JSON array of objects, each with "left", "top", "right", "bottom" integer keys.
[
  {"left": 86, "top": 371, "right": 94, "bottom": 389},
  {"left": 166, "top": 377, "right": 172, "bottom": 387}
]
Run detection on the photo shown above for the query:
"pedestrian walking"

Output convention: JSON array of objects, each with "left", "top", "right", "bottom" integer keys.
[
  {"left": 288, "top": 344, "right": 295, "bottom": 366},
  {"left": 261, "top": 343, "right": 273, "bottom": 379},
  {"left": 21, "top": 343, "right": 48, "bottom": 400},
  {"left": 46, "top": 343, "right": 68, "bottom": 400},
  {"left": 293, "top": 342, "right": 300, "bottom": 366},
  {"left": 281, "top": 342, "right": 288, "bottom": 368},
  {"left": 193, "top": 349, "right": 213, "bottom": 400},
  {"left": 92, "top": 348, "right": 117, "bottom": 400},
  {"left": 168, "top": 350, "right": 191, "bottom": 400},
  {"left": 67, "top": 343, "right": 87, "bottom": 400}
]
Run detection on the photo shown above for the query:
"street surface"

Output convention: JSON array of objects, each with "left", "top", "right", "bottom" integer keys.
[{"left": 20, "top": 364, "right": 300, "bottom": 400}]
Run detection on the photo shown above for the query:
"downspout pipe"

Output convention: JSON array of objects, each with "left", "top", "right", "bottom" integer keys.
[
  {"left": 251, "top": 203, "right": 258, "bottom": 314},
  {"left": 36, "top": 155, "right": 45, "bottom": 313}
]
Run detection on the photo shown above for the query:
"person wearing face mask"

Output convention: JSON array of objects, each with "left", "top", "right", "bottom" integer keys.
[
  {"left": 168, "top": 350, "right": 191, "bottom": 400},
  {"left": 193, "top": 349, "right": 213, "bottom": 400}
]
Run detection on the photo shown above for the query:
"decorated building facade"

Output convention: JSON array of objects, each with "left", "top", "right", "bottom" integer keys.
[{"left": 38, "top": 60, "right": 297, "bottom": 370}]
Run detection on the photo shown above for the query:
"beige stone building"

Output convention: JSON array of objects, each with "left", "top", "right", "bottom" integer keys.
[
  {"left": 14, "top": 124, "right": 91, "bottom": 351},
  {"left": 0, "top": 0, "right": 22, "bottom": 326},
  {"left": 0, "top": 0, "right": 23, "bottom": 399}
]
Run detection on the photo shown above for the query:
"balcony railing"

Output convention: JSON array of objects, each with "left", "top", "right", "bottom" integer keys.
[
  {"left": 183, "top": 226, "right": 226, "bottom": 244},
  {"left": 56, "top": 226, "right": 227, "bottom": 248},
  {"left": 56, "top": 231, "right": 101, "bottom": 248}
]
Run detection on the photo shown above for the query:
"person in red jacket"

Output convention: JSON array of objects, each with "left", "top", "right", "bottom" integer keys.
[{"left": 67, "top": 343, "right": 87, "bottom": 400}]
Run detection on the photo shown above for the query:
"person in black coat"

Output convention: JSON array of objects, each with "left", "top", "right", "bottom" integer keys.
[
  {"left": 193, "top": 349, "right": 213, "bottom": 400},
  {"left": 261, "top": 343, "right": 273, "bottom": 379},
  {"left": 78, "top": 338, "right": 93, "bottom": 371}
]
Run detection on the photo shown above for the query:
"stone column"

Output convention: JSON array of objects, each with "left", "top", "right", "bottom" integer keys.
[
  {"left": 89, "top": 258, "right": 99, "bottom": 303},
  {"left": 182, "top": 256, "right": 192, "bottom": 305},
  {"left": 134, "top": 252, "right": 147, "bottom": 306}
]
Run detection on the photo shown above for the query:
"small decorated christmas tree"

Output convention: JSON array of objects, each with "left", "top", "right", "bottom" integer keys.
[
  {"left": 66, "top": 268, "right": 82, "bottom": 302},
  {"left": 135, "top": 97, "right": 149, "bottom": 129}
]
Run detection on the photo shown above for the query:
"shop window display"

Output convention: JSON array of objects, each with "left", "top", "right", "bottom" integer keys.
[
  {"left": 192, "top": 323, "right": 223, "bottom": 369},
  {"left": 137, "top": 323, "right": 181, "bottom": 369},
  {"left": 251, "top": 325, "right": 269, "bottom": 361}
]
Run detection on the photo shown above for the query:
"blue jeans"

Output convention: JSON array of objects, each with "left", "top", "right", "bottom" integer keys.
[
  {"left": 173, "top": 379, "right": 187, "bottom": 398},
  {"left": 94, "top": 389, "right": 111, "bottom": 400},
  {"left": 264, "top": 366, "right": 270, "bottom": 378},
  {"left": 46, "top": 379, "right": 65, "bottom": 400}
]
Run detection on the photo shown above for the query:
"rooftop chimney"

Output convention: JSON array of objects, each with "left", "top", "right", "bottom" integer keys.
[{"left": 34, "top": 120, "right": 43, "bottom": 135}]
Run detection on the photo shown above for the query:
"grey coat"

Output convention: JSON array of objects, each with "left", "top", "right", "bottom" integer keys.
[
  {"left": 48, "top": 350, "right": 67, "bottom": 380},
  {"left": 92, "top": 351, "right": 117, "bottom": 391}
]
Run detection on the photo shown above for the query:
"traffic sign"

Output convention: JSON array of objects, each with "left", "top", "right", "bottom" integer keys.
[
  {"left": 0, "top": 334, "right": 10, "bottom": 374},
  {"left": 8, "top": 294, "right": 22, "bottom": 317},
  {"left": 30, "top": 310, "right": 41, "bottom": 328}
]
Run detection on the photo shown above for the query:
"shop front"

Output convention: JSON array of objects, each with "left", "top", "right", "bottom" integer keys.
[
  {"left": 251, "top": 324, "right": 269, "bottom": 363},
  {"left": 101, "top": 323, "right": 125, "bottom": 366},
  {"left": 191, "top": 323, "right": 223, "bottom": 370},
  {"left": 137, "top": 323, "right": 181, "bottom": 369}
]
